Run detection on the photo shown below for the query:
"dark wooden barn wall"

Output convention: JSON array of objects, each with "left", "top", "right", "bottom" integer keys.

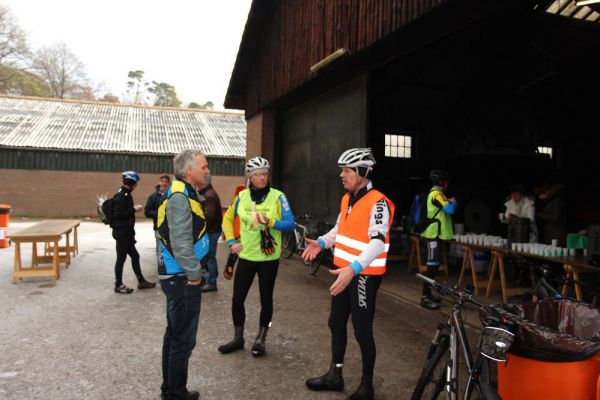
[
  {"left": 279, "top": 77, "right": 367, "bottom": 224},
  {"left": 245, "top": 0, "right": 448, "bottom": 117}
]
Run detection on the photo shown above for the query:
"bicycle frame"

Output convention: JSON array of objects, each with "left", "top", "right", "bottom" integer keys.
[
  {"left": 294, "top": 223, "right": 308, "bottom": 252},
  {"left": 415, "top": 273, "right": 502, "bottom": 400},
  {"left": 440, "top": 301, "right": 488, "bottom": 400}
]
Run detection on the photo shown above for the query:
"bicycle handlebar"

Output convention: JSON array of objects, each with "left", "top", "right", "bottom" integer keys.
[{"left": 416, "top": 273, "right": 486, "bottom": 309}]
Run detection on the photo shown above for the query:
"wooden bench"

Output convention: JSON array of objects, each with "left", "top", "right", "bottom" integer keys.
[{"left": 8, "top": 220, "right": 81, "bottom": 284}]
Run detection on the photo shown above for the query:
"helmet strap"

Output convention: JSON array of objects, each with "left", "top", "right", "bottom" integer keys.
[{"left": 351, "top": 167, "right": 370, "bottom": 195}]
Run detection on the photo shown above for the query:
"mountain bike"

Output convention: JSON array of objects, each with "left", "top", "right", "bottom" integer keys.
[
  {"left": 281, "top": 214, "right": 311, "bottom": 263},
  {"left": 305, "top": 220, "right": 335, "bottom": 275},
  {"left": 281, "top": 215, "right": 334, "bottom": 275},
  {"left": 411, "top": 274, "right": 516, "bottom": 400}
]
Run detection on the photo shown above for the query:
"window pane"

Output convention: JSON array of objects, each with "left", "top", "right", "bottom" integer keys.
[
  {"left": 405, "top": 136, "right": 411, "bottom": 146},
  {"left": 391, "top": 147, "right": 398, "bottom": 157},
  {"left": 385, "top": 135, "right": 390, "bottom": 145},
  {"left": 398, "top": 147, "right": 405, "bottom": 158},
  {"left": 405, "top": 148, "right": 412, "bottom": 158},
  {"left": 385, "top": 146, "right": 391, "bottom": 157},
  {"left": 398, "top": 135, "right": 405, "bottom": 147},
  {"left": 391, "top": 135, "right": 397, "bottom": 146}
]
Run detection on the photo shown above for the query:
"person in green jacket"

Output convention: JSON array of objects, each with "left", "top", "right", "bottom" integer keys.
[
  {"left": 420, "top": 169, "right": 457, "bottom": 310},
  {"left": 218, "top": 156, "right": 296, "bottom": 357}
]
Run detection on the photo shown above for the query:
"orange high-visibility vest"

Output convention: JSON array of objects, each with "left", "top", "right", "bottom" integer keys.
[{"left": 333, "top": 189, "right": 395, "bottom": 275}]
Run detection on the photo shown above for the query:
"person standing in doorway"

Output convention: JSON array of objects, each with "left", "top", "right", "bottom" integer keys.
[
  {"left": 197, "top": 173, "right": 223, "bottom": 292},
  {"left": 156, "top": 150, "right": 210, "bottom": 400},
  {"left": 302, "top": 148, "right": 395, "bottom": 400},
  {"left": 218, "top": 156, "right": 295, "bottom": 357},
  {"left": 419, "top": 169, "right": 457, "bottom": 310},
  {"left": 145, "top": 174, "right": 171, "bottom": 268},
  {"left": 112, "top": 170, "right": 156, "bottom": 293}
]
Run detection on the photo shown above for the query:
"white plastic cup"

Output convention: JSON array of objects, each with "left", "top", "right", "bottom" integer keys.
[
  {"left": 516, "top": 243, "right": 523, "bottom": 252},
  {"left": 552, "top": 239, "right": 558, "bottom": 247},
  {"left": 569, "top": 248, "right": 576, "bottom": 257},
  {"left": 511, "top": 243, "right": 517, "bottom": 251},
  {"left": 562, "top": 248, "right": 569, "bottom": 257}
]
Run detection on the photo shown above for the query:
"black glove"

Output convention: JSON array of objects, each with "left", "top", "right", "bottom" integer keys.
[
  {"left": 224, "top": 252, "right": 239, "bottom": 280},
  {"left": 260, "top": 228, "right": 277, "bottom": 255}
]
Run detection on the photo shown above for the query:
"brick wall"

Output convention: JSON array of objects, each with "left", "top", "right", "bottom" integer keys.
[
  {"left": 246, "top": 109, "right": 275, "bottom": 163},
  {"left": 0, "top": 169, "right": 245, "bottom": 218}
]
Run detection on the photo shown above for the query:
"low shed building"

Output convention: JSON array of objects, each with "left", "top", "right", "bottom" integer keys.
[{"left": 0, "top": 95, "right": 247, "bottom": 217}]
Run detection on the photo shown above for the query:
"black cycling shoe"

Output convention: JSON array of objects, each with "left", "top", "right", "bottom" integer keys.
[
  {"left": 114, "top": 284, "right": 134, "bottom": 294},
  {"left": 306, "top": 363, "right": 344, "bottom": 391},
  {"left": 218, "top": 326, "right": 244, "bottom": 354},
  {"left": 161, "top": 390, "right": 199, "bottom": 400},
  {"left": 347, "top": 375, "right": 374, "bottom": 400},
  {"left": 430, "top": 294, "right": 442, "bottom": 303},
  {"left": 251, "top": 326, "right": 269, "bottom": 357},
  {"left": 420, "top": 296, "right": 441, "bottom": 310},
  {"left": 138, "top": 280, "right": 156, "bottom": 289}
]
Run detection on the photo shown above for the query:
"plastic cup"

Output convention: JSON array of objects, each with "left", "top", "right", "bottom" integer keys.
[
  {"left": 562, "top": 248, "right": 569, "bottom": 257},
  {"left": 511, "top": 243, "right": 517, "bottom": 251},
  {"left": 516, "top": 243, "right": 523, "bottom": 252},
  {"left": 552, "top": 239, "right": 558, "bottom": 247},
  {"left": 569, "top": 248, "right": 576, "bottom": 257}
]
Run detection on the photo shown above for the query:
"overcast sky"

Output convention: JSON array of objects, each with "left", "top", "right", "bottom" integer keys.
[{"left": 3, "top": 0, "right": 252, "bottom": 109}]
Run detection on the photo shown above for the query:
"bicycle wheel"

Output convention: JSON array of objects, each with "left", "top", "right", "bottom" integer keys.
[
  {"left": 411, "top": 335, "right": 450, "bottom": 400},
  {"left": 309, "top": 253, "right": 322, "bottom": 275},
  {"left": 281, "top": 231, "right": 296, "bottom": 259}
]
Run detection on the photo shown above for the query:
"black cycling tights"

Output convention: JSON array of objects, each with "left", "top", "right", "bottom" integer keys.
[
  {"left": 329, "top": 274, "right": 382, "bottom": 377},
  {"left": 113, "top": 228, "right": 144, "bottom": 287},
  {"left": 232, "top": 258, "right": 279, "bottom": 328}
]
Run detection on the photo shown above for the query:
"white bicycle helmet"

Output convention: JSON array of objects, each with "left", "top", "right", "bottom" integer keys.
[
  {"left": 246, "top": 156, "right": 270, "bottom": 176},
  {"left": 337, "top": 148, "right": 376, "bottom": 169}
]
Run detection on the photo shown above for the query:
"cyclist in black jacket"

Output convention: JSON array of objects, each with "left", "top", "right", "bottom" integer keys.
[
  {"left": 112, "top": 171, "right": 156, "bottom": 293},
  {"left": 145, "top": 174, "right": 171, "bottom": 268}
]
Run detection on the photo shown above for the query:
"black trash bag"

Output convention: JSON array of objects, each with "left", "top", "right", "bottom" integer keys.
[{"left": 484, "top": 299, "right": 600, "bottom": 362}]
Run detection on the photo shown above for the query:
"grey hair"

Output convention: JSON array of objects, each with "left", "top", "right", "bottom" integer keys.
[{"left": 173, "top": 149, "right": 205, "bottom": 178}]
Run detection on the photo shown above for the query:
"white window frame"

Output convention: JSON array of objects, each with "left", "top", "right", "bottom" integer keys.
[
  {"left": 384, "top": 133, "right": 412, "bottom": 159},
  {"left": 537, "top": 146, "right": 553, "bottom": 159}
]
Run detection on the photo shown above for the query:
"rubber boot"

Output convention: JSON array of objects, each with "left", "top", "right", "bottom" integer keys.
[
  {"left": 305, "top": 363, "right": 344, "bottom": 391},
  {"left": 251, "top": 325, "right": 269, "bottom": 357},
  {"left": 347, "top": 375, "right": 374, "bottom": 400},
  {"left": 218, "top": 325, "right": 244, "bottom": 354}
]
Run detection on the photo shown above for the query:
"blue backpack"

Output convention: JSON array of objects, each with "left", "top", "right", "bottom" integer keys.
[{"left": 410, "top": 193, "right": 441, "bottom": 234}]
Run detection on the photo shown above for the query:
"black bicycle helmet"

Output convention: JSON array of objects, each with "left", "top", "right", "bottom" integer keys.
[
  {"left": 430, "top": 169, "right": 449, "bottom": 184},
  {"left": 122, "top": 170, "right": 140, "bottom": 184}
]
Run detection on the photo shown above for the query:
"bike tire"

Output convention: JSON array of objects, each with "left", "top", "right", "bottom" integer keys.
[
  {"left": 473, "top": 358, "right": 501, "bottom": 400},
  {"left": 309, "top": 253, "right": 322, "bottom": 275},
  {"left": 281, "top": 231, "right": 296, "bottom": 259},
  {"left": 411, "top": 335, "right": 450, "bottom": 400}
]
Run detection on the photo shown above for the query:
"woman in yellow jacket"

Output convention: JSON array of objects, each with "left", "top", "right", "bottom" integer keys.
[{"left": 218, "top": 156, "right": 295, "bottom": 357}]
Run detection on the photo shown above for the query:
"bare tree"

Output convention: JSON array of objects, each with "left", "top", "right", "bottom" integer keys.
[
  {"left": 32, "top": 42, "right": 91, "bottom": 99},
  {"left": 0, "top": 5, "right": 31, "bottom": 87},
  {"left": 99, "top": 93, "right": 120, "bottom": 103}
]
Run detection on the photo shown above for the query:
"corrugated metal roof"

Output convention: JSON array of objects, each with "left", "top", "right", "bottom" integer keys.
[
  {"left": 544, "top": 0, "right": 600, "bottom": 22},
  {"left": 0, "top": 95, "right": 247, "bottom": 158}
]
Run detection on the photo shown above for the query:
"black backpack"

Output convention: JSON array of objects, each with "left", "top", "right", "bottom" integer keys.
[
  {"left": 97, "top": 193, "right": 117, "bottom": 226},
  {"left": 412, "top": 191, "right": 442, "bottom": 234}
]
